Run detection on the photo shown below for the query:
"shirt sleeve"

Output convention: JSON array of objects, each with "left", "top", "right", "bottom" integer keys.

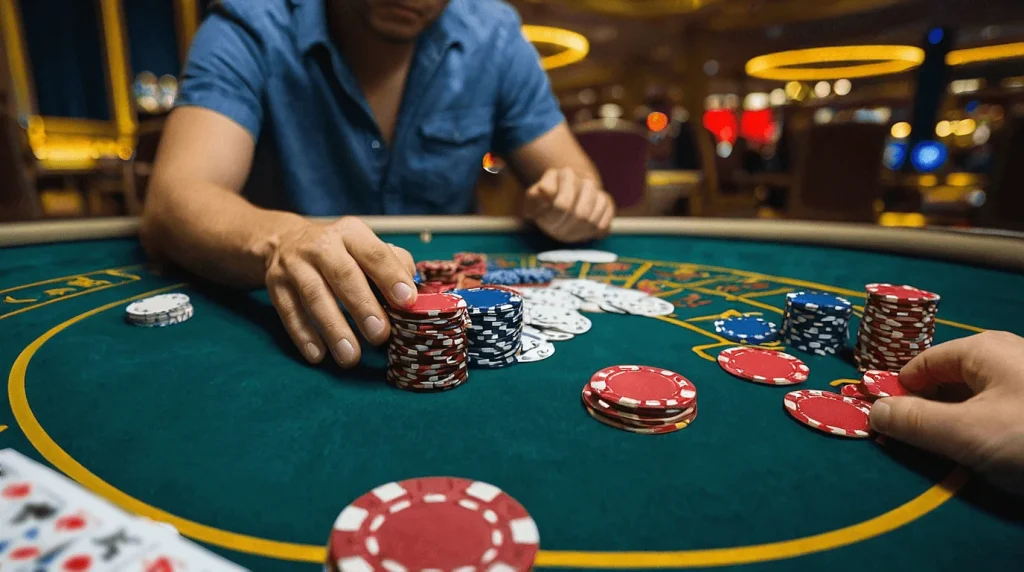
[
  {"left": 175, "top": 9, "right": 266, "bottom": 139},
  {"left": 491, "top": 20, "right": 566, "bottom": 156}
]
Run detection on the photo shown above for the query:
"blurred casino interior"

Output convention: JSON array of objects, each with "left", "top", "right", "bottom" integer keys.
[{"left": 0, "top": 0, "right": 1022, "bottom": 230}]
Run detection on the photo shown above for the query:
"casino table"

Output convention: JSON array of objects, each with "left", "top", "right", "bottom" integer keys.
[{"left": 1, "top": 217, "right": 1023, "bottom": 571}]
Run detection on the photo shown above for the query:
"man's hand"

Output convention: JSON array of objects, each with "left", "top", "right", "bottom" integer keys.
[
  {"left": 869, "top": 331, "right": 1024, "bottom": 493},
  {"left": 523, "top": 167, "right": 615, "bottom": 243},
  {"left": 258, "top": 217, "right": 416, "bottom": 368}
]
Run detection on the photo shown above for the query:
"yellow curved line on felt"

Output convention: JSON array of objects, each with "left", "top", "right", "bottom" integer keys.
[
  {"left": 9, "top": 285, "right": 325, "bottom": 563},
  {"left": 535, "top": 467, "right": 968, "bottom": 568},
  {"left": 830, "top": 379, "right": 862, "bottom": 387},
  {"left": 9, "top": 280, "right": 973, "bottom": 567},
  {"left": 0, "top": 265, "right": 144, "bottom": 295}
]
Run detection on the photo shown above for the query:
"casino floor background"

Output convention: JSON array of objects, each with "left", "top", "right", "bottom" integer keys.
[{"left": 1, "top": 219, "right": 1023, "bottom": 570}]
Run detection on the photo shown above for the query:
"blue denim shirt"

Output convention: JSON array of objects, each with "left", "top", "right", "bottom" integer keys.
[{"left": 176, "top": 0, "right": 564, "bottom": 215}]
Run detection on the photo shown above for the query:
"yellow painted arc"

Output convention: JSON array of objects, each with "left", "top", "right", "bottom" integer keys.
[{"left": 8, "top": 255, "right": 980, "bottom": 567}]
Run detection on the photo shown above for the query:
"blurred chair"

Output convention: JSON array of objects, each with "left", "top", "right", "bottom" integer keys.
[
  {"left": 0, "top": 36, "right": 37, "bottom": 221},
  {"left": 690, "top": 129, "right": 761, "bottom": 217},
  {"left": 979, "top": 116, "right": 1024, "bottom": 231},
  {"left": 572, "top": 118, "right": 650, "bottom": 210},
  {"left": 786, "top": 123, "right": 888, "bottom": 222}
]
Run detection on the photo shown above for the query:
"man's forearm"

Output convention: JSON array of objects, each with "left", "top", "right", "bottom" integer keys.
[{"left": 141, "top": 181, "right": 308, "bottom": 289}]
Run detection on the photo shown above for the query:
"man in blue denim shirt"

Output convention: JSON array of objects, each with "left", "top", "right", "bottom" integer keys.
[{"left": 141, "top": 0, "right": 614, "bottom": 369}]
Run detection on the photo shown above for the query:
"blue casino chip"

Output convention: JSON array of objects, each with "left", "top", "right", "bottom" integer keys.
[
  {"left": 482, "top": 267, "right": 555, "bottom": 286},
  {"left": 714, "top": 316, "right": 779, "bottom": 343},
  {"left": 450, "top": 287, "right": 523, "bottom": 368},
  {"left": 785, "top": 292, "right": 852, "bottom": 315}
]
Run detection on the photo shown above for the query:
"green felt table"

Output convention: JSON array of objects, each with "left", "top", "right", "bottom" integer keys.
[{"left": 1, "top": 217, "right": 1023, "bottom": 571}]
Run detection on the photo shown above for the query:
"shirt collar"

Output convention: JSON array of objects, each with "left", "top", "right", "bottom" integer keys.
[{"left": 292, "top": 0, "right": 468, "bottom": 55}]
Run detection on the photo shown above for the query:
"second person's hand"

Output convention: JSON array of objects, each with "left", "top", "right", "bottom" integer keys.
[
  {"left": 869, "top": 331, "right": 1024, "bottom": 494},
  {"left": 258, "top": 216, "right": 417, "bottom": 367}
]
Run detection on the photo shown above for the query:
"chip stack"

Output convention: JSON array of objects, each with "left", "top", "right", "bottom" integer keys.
[
  {"left": 581, "top": 365, "right": 698, "bottom": 435},
  {"left": 782, "top": 292, "right": 853, "bottom": 356},
  {"left": 482, "top": 267, "right": 556, "bottom": 286},
  {"left": 385, "top": 293, "right": 469, "bottom": 392},
  {"left": 415, "top": 260, "right": 460, "bottom": 290},
  {"left": 453, "top": 252, "right": 487, "bottom": 279},
  {"left": 854, "top": 283, "right": 940, "bottom": 372},
  {"left": 124, "top": 293, "right": 194, "bottom": 327},
  {"left": 451, "top": 287, "right": 523, "bottom": 368}
]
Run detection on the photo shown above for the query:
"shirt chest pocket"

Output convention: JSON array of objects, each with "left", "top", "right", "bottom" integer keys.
[{"left": 408, "top": 109, "right": 494, "bottom": 208}]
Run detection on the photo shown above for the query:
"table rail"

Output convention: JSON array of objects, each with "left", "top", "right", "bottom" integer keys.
[{"left": 1, "top": 217, "right": 1021, "bottom": 272}]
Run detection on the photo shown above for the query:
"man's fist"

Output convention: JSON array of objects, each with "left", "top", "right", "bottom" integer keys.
[{"left": 524, "top": 167, "right": 615, "bottom": 243}]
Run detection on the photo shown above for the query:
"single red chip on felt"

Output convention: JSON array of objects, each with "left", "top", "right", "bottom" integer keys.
[
  {"left": 861, "top": 370, "right": 908, "bottom": 398},
  {"left": 329, "top": 477, "right": 539, "bottom": 571},
  {"left": 717, "top": 347, "right": 809, "bottom": 385},
  {"left": 784, "top": 390, "right": 872, "bottom": 438}
]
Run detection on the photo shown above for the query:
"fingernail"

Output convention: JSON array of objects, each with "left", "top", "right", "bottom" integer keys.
[
  {"left": 364, "top": 315, "right": 385, "bottom": 338},
  {"left": 336, "top": 339, "right": 356, "bottom": 365},
  {"left": 392, "top": 282, "right": 414, "bottom": 305},
  {"left": 305, "top": 342, "right": 320, "bottom": 361},
  {"left": 870, "top": 400, "right": 890, "bottom": 432}
]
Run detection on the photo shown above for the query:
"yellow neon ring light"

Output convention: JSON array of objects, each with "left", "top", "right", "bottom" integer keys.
[
  {"left": 746, "top": 45, "right": 926, "bottom": 81},
  {"left": 522, "top": 25, "right": 589, "bottom": 71},
  {"left": 947, "top": 42, "right": 1024, "bottom": 66}
]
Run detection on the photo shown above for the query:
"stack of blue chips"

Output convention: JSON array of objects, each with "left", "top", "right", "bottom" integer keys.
[
  {"left": 782, "top": 291, "right": 854, "bottom": 356},
  {"left": 482, "top": 267, "right": 556, "bottom": 286},
  {"left": 450, "top": 287, "right": 524, "bottom": 368}
]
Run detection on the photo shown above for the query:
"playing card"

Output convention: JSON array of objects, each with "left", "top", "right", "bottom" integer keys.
[
  {"left": 121, "top": 534, "right": 251, "bottom": 572},
  {"left": 0, "top": 450, "right": 135, "bottom": 569}
]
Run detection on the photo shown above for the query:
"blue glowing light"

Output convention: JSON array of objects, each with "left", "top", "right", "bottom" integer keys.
[
  {"left": 928, "top": 28, "right": 944, "bottom": 45},
  {"left": 910, "top": 141, "right": 948, "bottom": 173},
  {"left": 883, "top": 141, "right": 908, "bottom": 170},
  {"left": 966, "top": 100, "right": 980, "bottom": 113}
]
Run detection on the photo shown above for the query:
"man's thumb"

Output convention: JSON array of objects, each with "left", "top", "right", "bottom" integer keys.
[{"left": 870, "top": 397, "right": 977, "bottom": 464}]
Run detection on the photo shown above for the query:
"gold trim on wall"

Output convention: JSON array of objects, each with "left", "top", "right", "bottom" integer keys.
[
  {"left": 0, "top": 0, "right": 34, "bottom": 117},
  {"left": 174, "top": 0, "right": 198, "bottom": 65}
]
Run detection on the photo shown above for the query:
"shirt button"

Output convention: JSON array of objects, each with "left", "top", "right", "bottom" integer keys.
[{"left": 371, "top": 140, "right": 381, "bottom": 149}]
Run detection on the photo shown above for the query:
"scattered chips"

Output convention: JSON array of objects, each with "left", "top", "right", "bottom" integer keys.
[
  {"left": 717, "top": 347, "right": 809, "bottom": 386},
  {"left": 124, "top": 293, "right": 193, "bottom": 327},
  {"left": 327, "top": 477, "right": 539, "bottom": 572},
  {"left": 854, "top": 284, "right": 939, "bottom": 372},
  {"left": 783, "top": 389, "right": 872, "bottom": 438}
]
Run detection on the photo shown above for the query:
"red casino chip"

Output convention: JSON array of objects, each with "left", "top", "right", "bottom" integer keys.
[
  {"left": 717, "top": 347, "right": 809, "bottom": 385},
  {"left": 582, "top": 401, "right": 697, "bottom": 435},
  {"left": 840, "top": 383, "right": 872, "bottom": 400},
  {"left": 328, "top": 477, "right": 539, "bottom": 571},
  {"left": 581, "top": 386, "right": 692, "bottom": 425},
  {"left": 389, "top": 292, "right": 467, "bottom": 318},
  {"left": 588, "top": 365, "right": 697, "bottom": 410},
  {"left": 865, "top": 283, "right": 940, "bottom": 304},
  {"left": 861, "top": 369, "right": 908, "bottom": 398},
  {"left": 783, "top": 390, "right": 873, "bottom": 438}
]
